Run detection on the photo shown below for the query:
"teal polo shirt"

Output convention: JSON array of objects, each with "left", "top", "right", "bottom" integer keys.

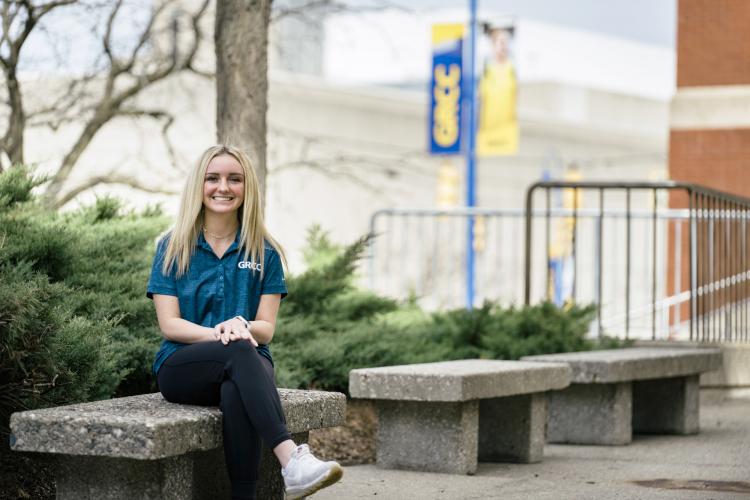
[{"left": 147, "top": 231, "right": 287, "bottom": 375}]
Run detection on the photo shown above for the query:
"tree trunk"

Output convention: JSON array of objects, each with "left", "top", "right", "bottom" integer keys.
[
  {"left": 2, "top": 66, "right": 25, "bottom": 167},
  {"left": 215, "top": 0, "right": 271, "bottom": 200}
]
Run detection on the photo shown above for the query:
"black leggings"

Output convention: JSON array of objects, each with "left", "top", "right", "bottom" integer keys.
[{"left": 157, "top": 341, "right": 292, "bottom": 500}]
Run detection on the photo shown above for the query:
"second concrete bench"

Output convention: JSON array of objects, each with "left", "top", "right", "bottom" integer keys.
[
  {"left": 523, "top": 347, "right": 722, "bottom": 445},
  {"left": 349, "top": 359, "right": 571, "bottom": 474}
]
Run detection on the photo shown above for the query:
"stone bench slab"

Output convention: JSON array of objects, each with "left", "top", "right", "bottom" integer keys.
[
  {"left": 10, "top": 389, "right": 345, "bottom": 460},
  {"left": 523, "top": 347, "right": 722, "bottom": 384},
  {"left": 349, "top": 359, "right": 572, "bottom": 402}
]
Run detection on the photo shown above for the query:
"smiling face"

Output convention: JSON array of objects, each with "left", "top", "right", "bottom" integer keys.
[{"left": 202, "top": 154, "right": 245, "bottom": 217}]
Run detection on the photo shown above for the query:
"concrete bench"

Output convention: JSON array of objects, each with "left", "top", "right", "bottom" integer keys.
[
  {"left": 9, "top": 389, "right": 345, "bottom": 500},
  {"left": 523, "top": 347, "right": 722, "bottom": 445},
  {"left": 349, "top": 359, "right": 571, "bottom": 474}
]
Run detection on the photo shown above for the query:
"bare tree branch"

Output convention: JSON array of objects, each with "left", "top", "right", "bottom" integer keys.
[
  {"left": 34, "top": 0, "right": 76, "bottom": 18},
  {"left": 183, "top": 0, "right": 210, "bottom": 66},
  {"left": 55, "top": 172, "right": 180, "bottom": 207},
  {"left": 0, "top": 0, "right": 77, "bottom": 169},
  {"left": 117, "top": 106, "right": 180, "bottom": 170},
  {"left": 26, "top": 74, "right": 99, "bottom": 130},
  {"left": 271, "top": 0, "right": 347, "bottom": 22},
  {"left": 101, "top": 0, "right": 123, "bottom": 70},
  {"left": 271, "top": 0, "right": 405, "bottom": 23},
  {"left": 186, "top": 64, "right": 213, "bottom": 79},
  {"left": 43, "top": 0, "right": 211, "bottom": 206},
  {"left": 119, "top": 0, "right": 173, "bottom": 74},
  {"left": 157, "top": 112, "right": 179, "bottom": 170},
  {"left": 0, "top": 2, "right": 15, "bottom": 65},
  {"left": 118, "top": 107, "right": 170, "bottom": 121},
  {"left": 273, "top": 159, "right": 383, "bottom": 193},
  {"left": 4, "top": 0, "right": 399, "bottom": 200}
]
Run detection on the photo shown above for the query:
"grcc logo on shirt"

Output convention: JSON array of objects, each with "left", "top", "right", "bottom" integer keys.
[{"left": 238, "top": 261, "right": 262, "bottom": 271}]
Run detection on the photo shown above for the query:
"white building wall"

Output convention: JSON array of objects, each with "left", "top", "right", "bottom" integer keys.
[
  {"left": 323, "top": 10, "right": 675, "bottom": 100},
  {"left": 17, "top": 12, "right": 672, "bottom": 317},
  {"left": 23, "top": 70, "right": 668, "bottom": 277}
]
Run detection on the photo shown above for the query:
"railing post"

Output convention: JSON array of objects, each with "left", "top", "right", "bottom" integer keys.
[
  {"left": 596, "top": 188, "right": 604, "bottom": 339},
  {"left": 652, "top": 188, "right": 658, "bottom": 340},
  {"left": 524, "top": 183, "right": 540, "bottom": 305},
  {"left": 689, "top": 190, "right": 696, "bottom": 341},
  {"left": 626, "top": 187, "right": 631, "bottom": 339}
]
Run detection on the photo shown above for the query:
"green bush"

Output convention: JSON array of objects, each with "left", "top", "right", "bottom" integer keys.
[
  {"left": 0, "top": 257, "right": 119, "bottom": 434},
  {"left": 272, "top": 230, "right": 601, "bottom": 394},
  {"left": 0, "top": 165, "right": 609, "bottom": 424},
  {"left": 58, "top": 201, "right": 169, "bottom": 396},
  {"left": 0, "top": 167, "right": 168, "bottom": 435},
  {"left": 0, "top": 165, "right": 41, "bottom": 208}
]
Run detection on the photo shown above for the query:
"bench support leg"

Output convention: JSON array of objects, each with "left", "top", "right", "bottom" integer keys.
[
  {"left": 478, "top": 393, "right": 546, "bottom": 463},
  {"left": 376, "top": 400, "right": 478, "bottom": 474},
  {"left": 55, "top": 431, "right": 309, "bottom": 500},
  {"left": 633, "top": 375, "right": 699, "bottom": 435},
  {"left": 55, "top": 454, "right": 195, "bottom": 500},
  {"left": 546, "top": 382, "right": 632, "bottom": 445}
]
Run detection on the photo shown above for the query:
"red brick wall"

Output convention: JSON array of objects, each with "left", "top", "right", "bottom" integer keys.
[
  {"left": 668, "top": 127, "right": 750, "bottom": 328},
  {"left": 678, "top": 0, "right": 750, "bottom": 87},
  {"left": 669, "top": 1, "right": 750, "bottom": 333},
  {"left": 670, "top": 129, "right": 750, "bottom": 199}
]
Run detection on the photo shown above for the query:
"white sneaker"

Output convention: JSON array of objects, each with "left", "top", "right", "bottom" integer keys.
[{"left": 282, "top": 444, "right": 343, "bottom": 499}]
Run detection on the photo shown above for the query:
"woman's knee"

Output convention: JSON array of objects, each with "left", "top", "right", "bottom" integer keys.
[{"left": 225, "top": 340, "right": 260, "bottom": 361}]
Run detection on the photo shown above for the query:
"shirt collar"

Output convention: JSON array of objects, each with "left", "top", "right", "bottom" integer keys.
[{"left": 197, "top": 229, "right": 241, "bottom": 256}]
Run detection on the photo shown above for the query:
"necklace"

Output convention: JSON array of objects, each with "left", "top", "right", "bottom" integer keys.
[{"left": 203, "top": 226, "right": 237, "bottom": 240}]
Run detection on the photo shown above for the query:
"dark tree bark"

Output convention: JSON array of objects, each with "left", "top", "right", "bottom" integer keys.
[
  {"left": 2, "top": 65, "right": 25, "bottom": 166},
  {"left": 215, "top": 0, "right": 271, "bottom": 198}
]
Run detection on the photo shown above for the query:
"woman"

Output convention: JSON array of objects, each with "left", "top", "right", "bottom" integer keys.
[{"left": 147, "top": 145, "right": 342, "bottom": 500}]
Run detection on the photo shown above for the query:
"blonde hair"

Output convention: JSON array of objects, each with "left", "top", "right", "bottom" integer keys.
[{"left": 162, "top": 145, "right": 286, "bottom": 277}]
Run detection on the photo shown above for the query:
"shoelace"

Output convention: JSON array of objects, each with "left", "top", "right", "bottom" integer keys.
[
  {"left": 284, "top": 444, "right": 311, "bottom": 475},
  {"left": 294, "top": 444, "right": 312, "bottom": 461}
]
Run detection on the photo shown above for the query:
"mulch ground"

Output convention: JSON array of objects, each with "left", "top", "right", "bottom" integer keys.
[
  {"left": 309, "top": 399, "right": 378, "bottom": 465},
  {"left": 0, "top": 447, "right": 55, "bottom": 500}
]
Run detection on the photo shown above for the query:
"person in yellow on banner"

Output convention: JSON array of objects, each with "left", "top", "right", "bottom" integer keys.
[
  {"left": 477, "top": 23, "right": 519, "bottom": 156},
  {"left": 547, "top": 166, "right": 583, "bottom": 307}
]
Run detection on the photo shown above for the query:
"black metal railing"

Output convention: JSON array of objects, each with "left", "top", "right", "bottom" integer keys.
[{"left": 524, "top": 181, "right": 750, "bottom": 343}]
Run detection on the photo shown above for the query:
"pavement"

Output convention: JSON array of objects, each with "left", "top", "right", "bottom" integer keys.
[{"left": 315, "top": 391, "right": 750, "bottom": 500}]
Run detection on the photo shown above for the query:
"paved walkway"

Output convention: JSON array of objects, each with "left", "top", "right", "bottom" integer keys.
[{"left": 316, "top": 393, "right": 750, "bottom": 500}]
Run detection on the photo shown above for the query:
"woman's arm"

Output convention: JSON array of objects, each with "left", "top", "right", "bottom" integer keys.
[
  {"left": 247, "top": 293, "right": 282, "bottom": 345},
  {"left": 153, "top": 294, "right": 272, "bottom": 346},
  {"left": 153, "top": 294, "right": 216, "bottom": 343}
]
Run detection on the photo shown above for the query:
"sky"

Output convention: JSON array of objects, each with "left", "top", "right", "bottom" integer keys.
[{"left": 348, "top": 0, "right": 677, "bottom": 48}]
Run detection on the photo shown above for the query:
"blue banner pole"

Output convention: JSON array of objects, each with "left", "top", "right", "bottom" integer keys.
[{"left": 465, "top": 0, "right": 478, "bottom": 309}]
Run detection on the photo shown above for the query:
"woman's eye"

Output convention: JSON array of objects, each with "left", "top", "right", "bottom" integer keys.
[{"left": 229, "top": 178, "right": 243, "bottom": 183}]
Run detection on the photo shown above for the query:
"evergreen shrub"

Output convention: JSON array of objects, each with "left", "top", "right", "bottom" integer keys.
[
  {"left": 0, "top": 167, "right": 168, "bottom": 435},
  {"left": 272, "top": 228, "right": 602, "bottom": 394},
  {"left": 0, "top": 167, "right": 609, "bottom": 427}
]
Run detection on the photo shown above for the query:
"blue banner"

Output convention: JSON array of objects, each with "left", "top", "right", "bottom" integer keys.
[{"left": 429, "top": 24, "right": 464, "bottom": 155}]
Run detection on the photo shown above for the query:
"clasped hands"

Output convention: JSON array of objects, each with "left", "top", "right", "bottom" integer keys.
[{"left": 213, "top": 316, "right": 257, "bottom": 347}]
